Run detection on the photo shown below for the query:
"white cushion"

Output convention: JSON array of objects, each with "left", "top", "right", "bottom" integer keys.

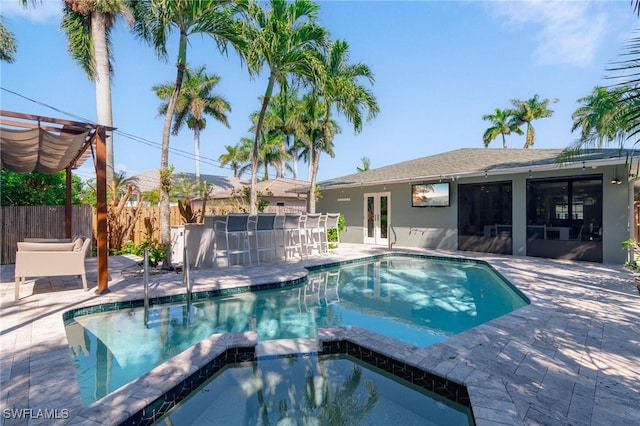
[{"left": 17, "top": 242, "right": 76, "bottom": 252}]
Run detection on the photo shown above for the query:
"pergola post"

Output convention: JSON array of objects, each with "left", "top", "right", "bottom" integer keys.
[
  {"left": 94, "top": 127, "right": 110, "bottom": 294},
  {"left": 65, "top": 167, "right": 72, "bottom": 238}
]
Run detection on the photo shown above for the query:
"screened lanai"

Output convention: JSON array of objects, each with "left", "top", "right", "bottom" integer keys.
[{"left": 0, "top": 109, "right": 112, "bottom": 294}]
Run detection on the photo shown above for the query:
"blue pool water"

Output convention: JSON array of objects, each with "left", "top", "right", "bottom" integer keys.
[
  {"left": 155, "top": 353, "right": 474, "bottom": 426},
  {"left": 65, "top": 255, "right": 528, "bottom": 405}
]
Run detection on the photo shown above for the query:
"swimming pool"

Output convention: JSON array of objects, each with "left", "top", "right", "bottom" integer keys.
[
  {"left": 64, "top": 254, "right": 528, "bottom": 405},
  {"left": 154, "top": 353, "right": 474, "bottom": 426}
]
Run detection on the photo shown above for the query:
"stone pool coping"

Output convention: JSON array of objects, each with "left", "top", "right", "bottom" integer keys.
[{"left": 1, "top": 244, "right": 639, "bottom": 425}]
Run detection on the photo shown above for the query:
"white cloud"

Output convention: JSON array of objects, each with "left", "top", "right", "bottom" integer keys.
[
  {"left": 0, "top": 0, "right": 62, "bottom": 24},
  {"left": 486, "top": 0, "right": 612, "bottom": 67}
]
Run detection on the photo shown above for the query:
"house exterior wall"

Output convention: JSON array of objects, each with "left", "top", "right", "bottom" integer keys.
[{"left": 317, "top": 164, "right": 631, "bottom": 264}]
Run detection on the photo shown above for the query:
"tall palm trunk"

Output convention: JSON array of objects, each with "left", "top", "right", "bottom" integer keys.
[
  {"left": 308, "top": 119, "right": 328, "bottom": 214},
  {"left": 290, "top": 134, "right": 299, "bottom": 179},
  {"left": 193, "top": 124, "right": 201, "bottom": 180},
  {"left": 251, "top": 73, "right": 276, "bottom": 215},
  {"left": 92, "top": 12, "right": 114, "bottom": 184},
  {"left": 279, "top": 136, "right": 286, "bottom": 178},
  {"left": 160, "top": 32, "right": 188, "bottom": 268},
  {"left": 524, "top": 124, "right": 534, "bottom": 148},
  {"left": 308, "top": 137, "right": 322, "bottom": 213}
]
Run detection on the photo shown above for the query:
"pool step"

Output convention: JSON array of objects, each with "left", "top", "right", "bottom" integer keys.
[{"left": 255, "top": 338, "right": 320, "bottom": 358}]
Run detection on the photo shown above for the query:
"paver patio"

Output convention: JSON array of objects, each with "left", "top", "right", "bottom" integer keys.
[{"left": 1, "top": 244, "right": 638, "bottom": 425}]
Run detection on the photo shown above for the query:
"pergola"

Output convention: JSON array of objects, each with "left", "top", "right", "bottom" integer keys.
[{"left": 0, "top": 109, "right": 111, "bottom": 294}]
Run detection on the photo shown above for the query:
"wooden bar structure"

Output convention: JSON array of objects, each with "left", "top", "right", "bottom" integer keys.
[{"left": 0, "top": 110, "right": 113, "bottom": 295}]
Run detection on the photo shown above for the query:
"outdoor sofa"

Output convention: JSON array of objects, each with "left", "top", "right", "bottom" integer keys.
[{"left": 14, "top": 237, "right": 91, "bottom": 301}]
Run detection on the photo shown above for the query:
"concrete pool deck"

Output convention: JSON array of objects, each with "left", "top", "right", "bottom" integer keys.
[{"left": 1, "top": 244, "right": 639, "bottom": 425}]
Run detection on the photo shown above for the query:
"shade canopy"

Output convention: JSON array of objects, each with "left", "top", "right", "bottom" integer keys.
[
  {"left": 1, "top": 127, "right": 89, "bottom": 173},
  {"left": 0, "top": 110, "right": 98, "bottom": 174}
]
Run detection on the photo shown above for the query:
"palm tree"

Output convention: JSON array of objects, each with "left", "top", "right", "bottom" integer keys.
[
  {"left": 261, "top": 131, "right": 291, "bottom": 179},
  {"left": 238, "top": 0, "right": 327, "bottom": 214},
  {"left": 558, "top": 3, "right": 640, "bottom": 161},
  {"left": 250, "top": 94, "right": 302, "bottom": 179},
  {"left": 606, "top": 1, "right": 640, "bottom": 147},
  {"left": 571, "top": 86, "right": 628, "bottom": 149},
  {"left": 61, "top": 0, "right": 133, "bottom": 185},
  {"left": 127, "top": 0, "right": 242, "bottom": 267},
  {"left": 260, "top": 87, "right": 305, "bottom": 178},
  {"left": 0, "top": 19, "right": 17, "bottom": 62},
  {"left": 218, "top": 143, "right": 251, "bottom": 177},
  {"left": 308, "top": 39, "right": 379, "bottom": 212},
  {"left": 482, "top": 108, "right": 523, "bottom": 148},
  {"left": 298, "top": 93, "right": 339, "bottom": 183},
  {"left": 510, "top": 95, "right": 558, "bottom": 148},
  {"left": 154, "top": 65, "right": 231, "bottom": 180},
  {"left": 357, "top": 156, "right": 371, "bottom": 172}
]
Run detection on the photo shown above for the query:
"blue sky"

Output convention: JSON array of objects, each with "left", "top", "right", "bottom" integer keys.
[{"left": 1, "top": 1, "right": 638, "bottom": 184}]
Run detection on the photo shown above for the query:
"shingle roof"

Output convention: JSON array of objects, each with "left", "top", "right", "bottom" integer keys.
[
  {"left": 131, "top": 171, "right": 311, "bottom": 200},
  {"left": 131, "top": 170, "right": 247, "bottom": 198},
  {"left": 316, "top": 148, "right": 633, "bottom": 190},
  {"left": 255, "top": 178, "right": 309, "bottom": 198}
]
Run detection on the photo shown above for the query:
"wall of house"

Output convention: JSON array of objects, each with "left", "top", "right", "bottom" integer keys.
[
  {"left": 317, "top": 182, "right": 458, "bottom": 250},
  {"left": 317, "top": 164, "right": 632, "bottom": 264}
]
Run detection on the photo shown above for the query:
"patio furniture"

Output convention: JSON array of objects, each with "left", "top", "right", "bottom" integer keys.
[
  {"left": 14, "top": 237, "right": 91, "bottom": 301},
  {"left": 214, "top": 214, "right": 252, "bottom": 267},
  {"left": 282, "top": 213, "right": 304, "bottom": 261},
  {"left": 251, "top": 213, "right": 278, "bottom": 265},
  {"left": 302, "top": 213, "right": 323, "bottom": 256},
  {"left": 321, "top": 213, "right": 341, "bottom": 253}
]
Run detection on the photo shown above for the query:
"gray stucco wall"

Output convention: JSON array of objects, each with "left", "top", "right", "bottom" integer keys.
[{"left": 317, "top": 164, "right": 632, "bottom": 264}]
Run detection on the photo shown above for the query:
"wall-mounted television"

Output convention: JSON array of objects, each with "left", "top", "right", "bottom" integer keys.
[{"left": 412, "top": 182, "right": 450, "bottom": 207}]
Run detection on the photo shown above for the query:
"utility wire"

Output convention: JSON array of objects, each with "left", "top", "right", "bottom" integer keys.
[{"left": 0, "top": 87, "right": 270, "bottom": 178}]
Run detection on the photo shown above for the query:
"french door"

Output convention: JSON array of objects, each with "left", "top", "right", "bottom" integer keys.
[{"left": 363, "top": 192, "right": 390, "bottom": 246}]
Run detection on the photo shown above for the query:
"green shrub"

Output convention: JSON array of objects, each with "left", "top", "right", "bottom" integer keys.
[
  {"left": 113, "top": 239, "right": 166, "bottom": 268},
  {"left": 327, "top": 214, "right": 346, "bottom": 246}
]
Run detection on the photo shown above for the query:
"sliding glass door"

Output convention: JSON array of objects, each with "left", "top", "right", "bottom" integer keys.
[
  {"left": 526, "top": 176, "right": 602, "bottom": 262},
  {"left": 458, "top": 182, "right": 513, "bottom": 254}
]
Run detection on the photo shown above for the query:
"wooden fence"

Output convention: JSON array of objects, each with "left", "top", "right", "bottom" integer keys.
[{"left": 1, "top": 205, "right": 93, "bottom": 264}]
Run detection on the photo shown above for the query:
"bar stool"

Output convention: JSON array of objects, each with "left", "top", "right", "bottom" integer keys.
[
  {"left": 282, "top": 213, "right": 304, "bottom": 260},
  {"left": 251, "top": 213, "right": 277, "bottom": 265},
  {"left": 214, "top": 214, "right": 251, "bottom": 267},
  {"left": 302, "top": 213, "right": 323, "bottom": 256},
  {"left": 321, "top": 213, "right": 341, "bottom": 253}
]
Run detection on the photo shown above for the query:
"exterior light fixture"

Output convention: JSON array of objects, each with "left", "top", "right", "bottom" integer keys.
[{"left": 611, "top": 166, "right": 622, "bottom": 184}]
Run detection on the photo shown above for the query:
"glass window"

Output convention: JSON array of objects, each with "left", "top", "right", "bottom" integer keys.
[
  {"left": 527, "top": 176, "right": 602, "bottom": 241},
  {"left": 458, "top": 182, "right": 512, "bottom": 237},
  {"left": 458, "top": 181, "right": 512, "bottom": 255}
]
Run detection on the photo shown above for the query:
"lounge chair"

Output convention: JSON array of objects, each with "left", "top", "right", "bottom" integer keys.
[{"left": 14, "top": 237, "right": 91, "bottom": 301}]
